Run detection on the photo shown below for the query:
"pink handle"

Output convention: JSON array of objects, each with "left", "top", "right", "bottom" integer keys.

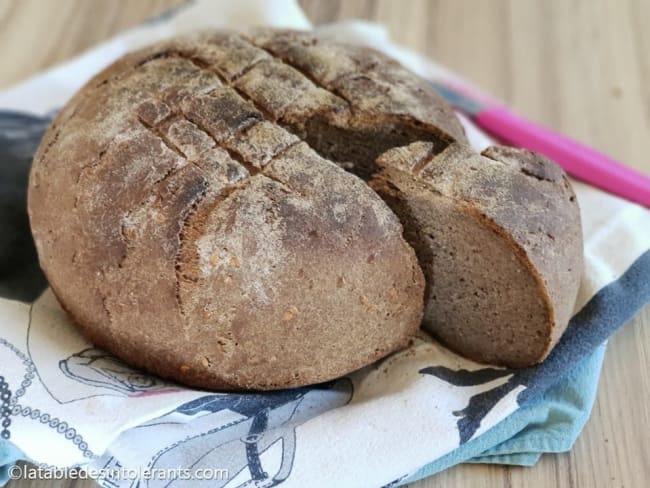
[{"left": 476, "top": 105, "right": 650, "bottom": 207}]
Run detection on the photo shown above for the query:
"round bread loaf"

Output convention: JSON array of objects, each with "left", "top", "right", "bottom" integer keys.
[
  {"left": 28, "top": 29, "right": 460, "bottom": 390},
  {"left": 29, "top": 28, "right": 583, "bottom": 387}
]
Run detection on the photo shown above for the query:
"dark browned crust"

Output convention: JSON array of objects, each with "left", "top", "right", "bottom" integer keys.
[
  {"left": 29, "top": 28, "right": 583, "bottom": 388},
  {"left": 29, "top": 29, "right": 433, "bottom": 391}
]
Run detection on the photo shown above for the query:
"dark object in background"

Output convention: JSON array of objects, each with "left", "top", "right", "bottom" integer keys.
[{"left": 0, "top": 110, "right": 51, "bottom": 302}]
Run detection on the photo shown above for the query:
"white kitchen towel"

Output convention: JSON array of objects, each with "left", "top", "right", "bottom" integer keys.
[{"left": 1, "top": 1, "right": 649, "bottom": 487}]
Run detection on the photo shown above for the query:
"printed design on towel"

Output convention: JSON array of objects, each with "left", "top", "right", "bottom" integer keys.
[
  {"left": 0, "top": 335, "right": 94, "bottom": 457},
  {"left": 420, "top": 348, "right": 584, "bottom": 444},
  {"left": 380, "top": 474, "right": 409, "bottom": 487},
  {"left": 135, "top": 379, "right": 354, "bottom": 488},
  {"left": 26, "top": 290, "right": 180, "bottom": 404},
  {"left": 0, "top": 337, "right": 34, "bottom": 441},
  {"left": 59, "top": 348, "right": 171, "bottom": 394},
  {"left": 420, "top": 366, "right": 517, "bottom": 443},
  {"left": 0, "top": 110, "right": 52, "bottom": 302},
  {"left": 419, "top": 251, "right": 650, "bottom": 447},
  {"left": 0, "top": 373, "right": 10, "bottom": 439}
]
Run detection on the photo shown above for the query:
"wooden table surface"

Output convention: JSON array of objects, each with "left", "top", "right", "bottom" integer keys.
[{"left": 2, "top": 1, "right": 648, "bottom": 487}]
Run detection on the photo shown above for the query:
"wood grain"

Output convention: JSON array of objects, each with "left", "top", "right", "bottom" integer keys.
[{"left": 1, "top": 1, "right": 648, "bottom": 487}]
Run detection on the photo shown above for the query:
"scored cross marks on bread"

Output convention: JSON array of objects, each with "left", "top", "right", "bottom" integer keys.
[{"left": 28, "top": 29, "right": 583, "bottom": 390}]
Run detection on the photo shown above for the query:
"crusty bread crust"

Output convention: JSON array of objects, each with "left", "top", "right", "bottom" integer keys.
[
  {"left": 372, "top": 142, "right": 583, "bottom": 367},
  {"left": 29, "top": 28, "right": 583, "bottom": 388},
  {"left": 28, "top": 30, "right": 433, "bottom": 390}
]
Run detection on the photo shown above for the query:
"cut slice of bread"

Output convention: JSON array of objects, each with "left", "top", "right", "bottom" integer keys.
[{"left": 372, "top": 142, "right": 583, "bottom": 367}]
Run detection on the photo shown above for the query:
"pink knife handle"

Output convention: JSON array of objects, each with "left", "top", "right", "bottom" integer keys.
[{"left": 476, "top": 105, "right": 650, "bottom": 207}]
